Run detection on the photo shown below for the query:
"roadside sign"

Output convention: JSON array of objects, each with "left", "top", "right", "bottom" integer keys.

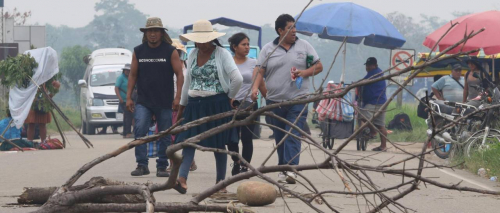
[
  {"left": 391, "top": 49, "right": 415, "bottom": 71},
  {"left": 389, "top": 49, "right": 415, "bottom": 86}
]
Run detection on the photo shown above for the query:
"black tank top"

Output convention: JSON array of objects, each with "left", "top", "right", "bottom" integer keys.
[{"left": 134, "top": 42, "right": 175, "bottom": 109}]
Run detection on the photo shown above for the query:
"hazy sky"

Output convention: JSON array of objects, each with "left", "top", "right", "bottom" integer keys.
[{"left": 6, "top": 0, "right": 500, "bottom": 29}]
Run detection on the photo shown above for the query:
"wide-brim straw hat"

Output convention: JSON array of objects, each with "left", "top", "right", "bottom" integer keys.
[
  {"left": 171, "top": 39, "right": 187, "bottom": 53},
  {"left": 140, "top": 17, "right": 168, "bottom": 32},
  {"left": 180, "top": 20, "right": 226, "bottom": 43}
]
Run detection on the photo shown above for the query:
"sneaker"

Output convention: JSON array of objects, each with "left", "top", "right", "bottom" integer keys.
[
  {"left": 278, "top": 172, "right": 287, "bottom": 183},
  {"left": 285, "top": 172, "right": 297, "bottom": 184},
  {"left": 156, "top": 168, "right": 170, "bottom": 177},
  {"left": 131, "top": 165, "right": 150, "bottom": 176},
  {"left": 231, "top": 162, "right": 241, "bottom": 176}
]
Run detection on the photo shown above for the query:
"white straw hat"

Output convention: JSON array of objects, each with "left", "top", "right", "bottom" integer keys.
[
  {"left": 180, "top": 20, "right": 226, "bottom": 43},
  {"left": 171, "top": 39, "right": 187, "bottom": 53}
]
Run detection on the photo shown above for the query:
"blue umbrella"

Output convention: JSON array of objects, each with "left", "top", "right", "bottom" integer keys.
[
  {"left": 295, "top": 3, "right": 406, "bottom": 82},
  {"left": 295, "top": 2, "right": 406, "bottom": 49}
]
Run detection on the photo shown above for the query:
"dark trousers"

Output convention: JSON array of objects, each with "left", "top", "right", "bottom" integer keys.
[
  {"left": 134, "top": 104, "right": 172, "bottom": 169},
  {"left": 227, "top": 124, "right": 254, "bottom": 164},
  {"left": 266, "top": 100, "right": 307, "bottom": 165},
  {"left": 121, "top": 103, "right": 133, "bottom": 135}
]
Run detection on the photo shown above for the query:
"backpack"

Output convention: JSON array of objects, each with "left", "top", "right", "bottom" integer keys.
[
  {"left": 387, "top": 113, "right": 413, "bottom": 131},
  {"left": 417, "top": 93, "right": 434, "bottom": 119}
]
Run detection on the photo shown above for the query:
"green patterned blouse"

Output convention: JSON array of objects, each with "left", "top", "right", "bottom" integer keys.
[{"left": 189, "top": 51, "right": 224, "bottom": 93}]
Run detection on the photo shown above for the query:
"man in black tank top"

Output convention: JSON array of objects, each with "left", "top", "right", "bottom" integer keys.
[{"left": 126, "top": 17, "right": 184, "bottom": 177}]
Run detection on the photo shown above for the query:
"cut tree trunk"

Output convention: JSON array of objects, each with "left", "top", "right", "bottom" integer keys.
[{"left": 18, "top": 177, "right": 145, "bottom": 205}]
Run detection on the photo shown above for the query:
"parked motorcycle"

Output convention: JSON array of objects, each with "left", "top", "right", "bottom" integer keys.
[{"left": 426, "top": 72, "right": 500, "bottom": 159}]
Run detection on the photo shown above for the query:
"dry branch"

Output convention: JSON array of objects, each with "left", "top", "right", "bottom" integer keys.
[{"left": 28, "top": 8, "right": 500, "bottom": 213}]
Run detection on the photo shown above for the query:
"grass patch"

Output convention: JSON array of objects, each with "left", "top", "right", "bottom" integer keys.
[
  {"left": 454, "top": 143, "right": 500, "bottom": 180},
  {"left": 47, "top": 107, "right": 82, "bottom": 134}
]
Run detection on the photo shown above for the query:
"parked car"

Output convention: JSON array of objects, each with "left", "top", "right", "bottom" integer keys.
[{"left": 78, "top": 48, "right": 132, "bottom": 135}]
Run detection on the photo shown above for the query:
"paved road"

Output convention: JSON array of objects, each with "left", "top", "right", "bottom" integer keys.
[{"left": 1, "top": 127, "right": 499, "bottom": 212}]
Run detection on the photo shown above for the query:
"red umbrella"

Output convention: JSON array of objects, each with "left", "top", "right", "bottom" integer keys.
[{"left": 423, "top": 10, "right": 500, "bottom": 55}]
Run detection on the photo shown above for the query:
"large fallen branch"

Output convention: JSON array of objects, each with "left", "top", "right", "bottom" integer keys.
[{"left": 25, "top": 8, "right": 500, "bottom": 213}]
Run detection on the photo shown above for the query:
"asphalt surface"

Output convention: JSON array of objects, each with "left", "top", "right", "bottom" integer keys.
[{"left": 1, "top": 127, "right": 499, "bottom": 213}]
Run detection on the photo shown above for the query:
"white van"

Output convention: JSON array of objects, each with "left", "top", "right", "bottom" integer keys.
[{"left": 78, "top": 48, "right": 132, "bottom": 135}]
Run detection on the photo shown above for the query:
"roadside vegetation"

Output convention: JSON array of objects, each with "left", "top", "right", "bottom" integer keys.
[
  {"left": 452, "top": 143, "right": 500, "bottom": 181},
  {"left": 47, "top": 107, "right": 81, "bottom": 134}
]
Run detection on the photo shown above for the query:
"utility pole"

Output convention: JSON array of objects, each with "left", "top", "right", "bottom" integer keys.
[{"left": 1, "top": 0, "right": 4, "bottom": 43}]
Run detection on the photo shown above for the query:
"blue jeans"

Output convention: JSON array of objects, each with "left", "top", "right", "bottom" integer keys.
[
  {"left": 179, "top": 147, "right": 227, "bottom": 182},
  {"left": 134, "top": 104, "right": 172, "bottom": 169},
  {"left": 266, "top": 100, "right": 308, "bottom": 165}
]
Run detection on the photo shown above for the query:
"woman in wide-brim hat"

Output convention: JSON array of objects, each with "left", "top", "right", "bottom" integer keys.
[
  {"left": 463, "top": 58, "right": 492, "bottom": 105},
  {"left": 173, "top": 20, "right": 243, "bottom": 194},
  {"left": 169, "top": 38, "right": 198, "bottom": 172}
]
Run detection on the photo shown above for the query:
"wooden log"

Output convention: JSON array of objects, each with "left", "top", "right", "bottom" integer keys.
[{"left": 17, "top": 177, "right": 145, "bottom": 205}]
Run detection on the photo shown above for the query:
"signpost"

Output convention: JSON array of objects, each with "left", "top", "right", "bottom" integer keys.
[
  {"left": 389, "top": 49, "right": 416, "bottom": 107},
  {"left": 1, "top": 0, "right": 4, "bottom": 43}
]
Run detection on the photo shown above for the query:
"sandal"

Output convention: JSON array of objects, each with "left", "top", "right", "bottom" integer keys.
[
  {"left": 173, "top": 181, "right": 187, "bottom": 194},
  {"left": 190, "top": 162, "right": 198, "bottom": 171},
  {"left": 371, "top": 147, "right": 387, "bottom": 152}
]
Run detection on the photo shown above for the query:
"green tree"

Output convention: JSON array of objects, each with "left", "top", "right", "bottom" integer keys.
[
  {"left": 59, "top": 45, "right": 91, "bottom": 103},
  {"left": 85, "top": 0, "right": 148, "bottom": 50}
]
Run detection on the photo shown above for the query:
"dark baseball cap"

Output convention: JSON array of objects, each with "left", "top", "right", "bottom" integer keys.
[
  {"left": 364, "top": 57, "right": 377, "bottom": 65},
  {"left": 452, "top": 64, "right": 462, "bottom": 71}
]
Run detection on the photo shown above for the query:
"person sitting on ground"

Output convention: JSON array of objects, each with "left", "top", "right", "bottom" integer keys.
[
  {"left": 0, "top": 109, "right": 22, "bottom": 141},
  {"left": 357, "top": 57, "right": 388, "bottom": 152},
  {"left": 431, "top": 64, "right": 464, "bottom": 102}
]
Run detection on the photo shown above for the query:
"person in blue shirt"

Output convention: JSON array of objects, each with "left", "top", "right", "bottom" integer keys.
[
  {"left": 358, "top": 57, "right": 388, "bottom": 151},
  {"left": 115, "top": 63, "right": 133, "bottom": 138},
  {"left": 431, "top": 64, "right": 464, "bottom": 102},
  {"left": 0, "top": 109, "right": 22, "bottom": 141}
]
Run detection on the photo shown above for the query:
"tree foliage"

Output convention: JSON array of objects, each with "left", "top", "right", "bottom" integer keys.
[
  {"left": 85, "top": 0, "right": 148, "bottom": 50},
  {"left": 59, "top": 45, "right": 91, "bottom": 100}
]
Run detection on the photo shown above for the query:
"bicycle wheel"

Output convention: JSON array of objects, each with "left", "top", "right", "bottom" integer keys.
[
  {"left": 357, "top": 138, "right": 367, "bottom": 151},
  {"left": 361, "top": 138, "right": 367, "bottom": 151},
  {"left": 327, "top": 138, "right": 334, "bottom": 150},
  {"left": 432, "top": 138, "right": 453, "bottom": 159},
  {"left": 465, "top": 129, "right": 500, "bottom": 158}
]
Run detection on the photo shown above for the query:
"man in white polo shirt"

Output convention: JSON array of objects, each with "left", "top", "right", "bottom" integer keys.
[{"left": 251, "top": 14, "right": 323, "bottom": 184}]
